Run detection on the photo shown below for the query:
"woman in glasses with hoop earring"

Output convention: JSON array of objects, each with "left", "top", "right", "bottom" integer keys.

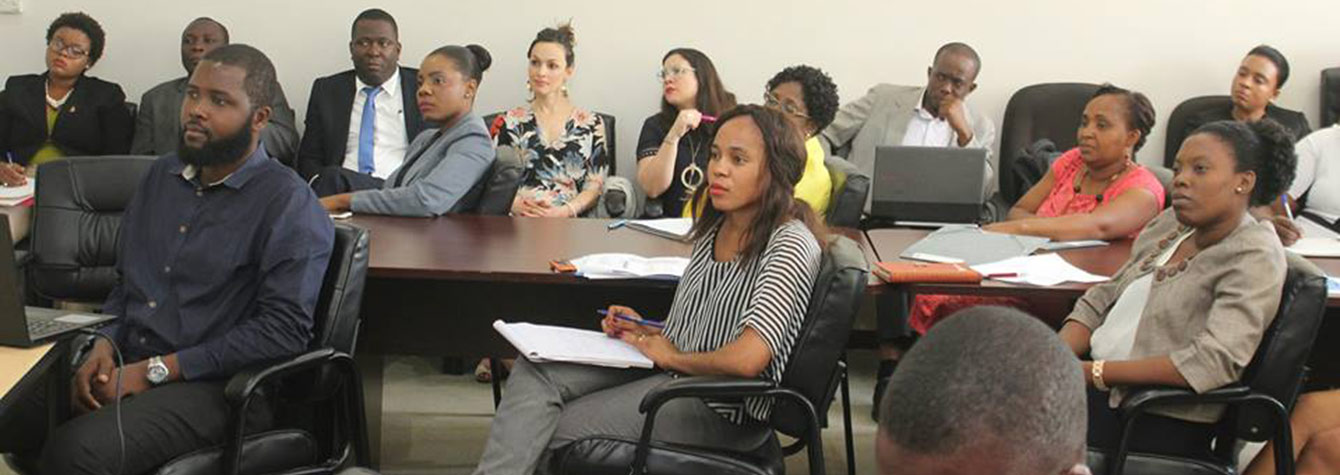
[
  {"left": 635, "top": 48, "right": 735, "bottom": 218},
  {"left": 0, "top": 12, "right": 133, "bottom": 189}
]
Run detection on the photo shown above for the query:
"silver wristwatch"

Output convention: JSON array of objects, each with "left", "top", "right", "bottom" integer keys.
[{"left": 147, "top": 356, "right": 170, "bottom": 385}]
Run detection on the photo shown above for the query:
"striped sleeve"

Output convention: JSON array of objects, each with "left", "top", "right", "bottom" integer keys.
[{"left": 742, "top": 223, "right": 821, "bottom": 367}]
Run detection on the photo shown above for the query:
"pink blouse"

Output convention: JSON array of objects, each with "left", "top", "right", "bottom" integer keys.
[{"left": 1035, "top": 148, "right": 1165, "bottom": 237}]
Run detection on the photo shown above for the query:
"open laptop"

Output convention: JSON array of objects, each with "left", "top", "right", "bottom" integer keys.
[
  {"left": 0, "top": 218, "right": 115, "bottom": 348},
  {"left": 870, "top": 145, "right": 988, "bottom": 224}
]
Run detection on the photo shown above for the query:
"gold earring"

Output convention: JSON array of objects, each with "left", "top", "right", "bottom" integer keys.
[
  {"left": 562, "top": 85, "right": 569, "bottom": 97},
  {"left": 1235, "top": 187, "right": 1244, "bottom": 193}
]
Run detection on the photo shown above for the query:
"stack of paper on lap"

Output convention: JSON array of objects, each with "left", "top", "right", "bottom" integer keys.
[
  {"left": 569, "top": 253, "right": 689, "bottom": 280},
  {"left": 0, "top": 180, "right": 34, "bottom": 207},
  {"left": 493, "top": 320, "right": 654, "bottom": 369}
]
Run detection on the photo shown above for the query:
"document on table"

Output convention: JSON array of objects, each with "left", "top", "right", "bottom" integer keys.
[
  {"left": 626, "top": 218, "right": 693, "bottom": 241},
  {"left": 899, "top": 225, "right": 1051, "bottom": 265},
  {"left": 493, "top": 320, "right": 654, "bottom": 369},
  {"left": 1288, "top": 217, "right": 1340, "bottom": 258},
  {"left": 970, "top": 254, "right": 1110, "bottom": 287},
  {"left": 569, "top": 253, "right": 690, "bottom": 280}
]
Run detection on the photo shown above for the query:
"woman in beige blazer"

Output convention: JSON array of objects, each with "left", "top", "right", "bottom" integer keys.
[{"left": 1060, "top": 118, "right": 1297, "bottom": 460}]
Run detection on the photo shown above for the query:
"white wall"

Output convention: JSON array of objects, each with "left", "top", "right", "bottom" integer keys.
[{"left": 1, "top": 0, "right": 1338, "bottom": 174}]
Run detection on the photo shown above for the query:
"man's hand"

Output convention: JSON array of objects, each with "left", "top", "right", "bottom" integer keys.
[
  {"left": 320, "top": 194, "right": 353, "bottom": 212},
  {"left": 939, "top": 96, "right": 973, "bottom": 146},
  {"left": 1270, "top": 215, "right": 1301, "bottom": 247},
  {"left": 90, "top": 361, "right": 153, "bottom": 406},
  {"left": 0, "top": 163, "right": 27, "bottom": 187},
  {"left": 72, "top": 339, "right": 116, "bottom": 413}
]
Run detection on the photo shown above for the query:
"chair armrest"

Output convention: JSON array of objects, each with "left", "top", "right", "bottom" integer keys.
[
  {"left": 1119, "top": 385, "right": 1251, "bottom": 413},
  {"left": 638, "top": 376, "right": 774, "bottom": 413},
  {"left": 223, "top": 348, "right": 341, "bottom": 406}
]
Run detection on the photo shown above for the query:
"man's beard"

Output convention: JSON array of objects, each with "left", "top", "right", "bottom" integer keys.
[{"left": 177, "top": 121, "right": 254, "bottom": 168}]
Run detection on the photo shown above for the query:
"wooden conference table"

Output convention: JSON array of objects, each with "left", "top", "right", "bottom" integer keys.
[{"left": 865, "top": 228, "right": 1340, "bottom": 307}]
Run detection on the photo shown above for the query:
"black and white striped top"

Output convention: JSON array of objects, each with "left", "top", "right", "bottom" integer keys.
[{"left": 662, "top": 219, "right": 822, "bottom": 424}]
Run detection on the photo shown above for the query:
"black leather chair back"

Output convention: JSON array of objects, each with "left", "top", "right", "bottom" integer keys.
[
  {"left": 1231, "top": 254, "right": 1326, "bottom": 439},
  {"left": 822, "top": 156, "right": 869, "bottom": 229},
  {"left": 30, "top": 156, "right": 156, "bottom": 302},
  {"left": 312, "top": 224, "right": 370, "bottom": 355},
  {"left": 471, "top": 147, "right": 525, "bottom": 216},
  {"left": 1323, "top": 68, "right": 1340, "bottom": 128},
  {"left": 1164, "top": 96, "right": 1232, "bottom": 168},
  {"left": 771, "top": 235, "right": 867, "bottom": 438},
  {"left": 999, "top": 83, "right": 1100, "bottom": 203}
]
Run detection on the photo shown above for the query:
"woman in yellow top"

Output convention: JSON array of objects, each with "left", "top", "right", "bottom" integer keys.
[
  {"left": 0, "top": 12, "right": 133, "bottom": 186},
  {"left": 684, "top": 65, "right": 836, "bottom": 217}
]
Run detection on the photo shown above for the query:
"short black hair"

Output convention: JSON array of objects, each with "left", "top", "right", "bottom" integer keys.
[
  {"left": 933, "top": 42, "right": 981, "bottom": 79},
  {"left": 1248, "top": 44, "right": 1290, "bottom": 89},
  {"left": 880, "top": 306, "right": 1086, "bottom": 473},
  {"left": 1191, "top": 119, "right": 1297, "bottom": 207},
  {"left": 46, "top": 12, "right": 106, "bottom": 66},
  {"left": 200, "top": 44, "right": 276, "bottom": 110},
  {"left": 766, "top": 65, "right": 841, "bottom": 133},
  {"left": 351, "top": 8, "right": 398, "bottom": 38},
  {"left": 1091, "top": 83, "right": 1157, "bottom": 152},
  {"left": 430, "top": 44, "right": 493, "bottom": 84},
  {"left": 188, "top": 17, "right": 230, "bottom": 44}
]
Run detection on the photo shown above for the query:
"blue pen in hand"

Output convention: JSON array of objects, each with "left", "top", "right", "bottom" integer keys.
[
  {"left": 1281, "top": 194, "right": 1295, "bottom": 221},
  {"left": 597, "top": 309, "right": 665, "bottom": 328}
]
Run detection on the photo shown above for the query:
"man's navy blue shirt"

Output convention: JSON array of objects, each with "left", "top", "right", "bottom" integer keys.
[{"left": 102, "top": 146, "right": 334, "bottom": 380}]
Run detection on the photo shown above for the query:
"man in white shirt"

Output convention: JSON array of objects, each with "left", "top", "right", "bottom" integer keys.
[
  {"left": 297, "top": 8, "right": 427, "bottom": 193},
  {"left": 820, "top": 42, "right": 996, "bottom": 204},
  {"left": 1264, "top": 124, "right": 1340, "bottom": 245}
]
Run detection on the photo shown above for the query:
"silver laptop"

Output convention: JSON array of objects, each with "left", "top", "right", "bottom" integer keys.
[
  {"left": 870, "top": 145, "right": 988, "bottom": 224},
  {"left": 0, "top": 218, "right": 115, "bottom": 348}
]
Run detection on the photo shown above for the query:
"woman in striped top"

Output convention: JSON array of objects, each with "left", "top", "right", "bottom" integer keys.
[{"left": 473, "top": 105, "right": 825, "bottom": 474}]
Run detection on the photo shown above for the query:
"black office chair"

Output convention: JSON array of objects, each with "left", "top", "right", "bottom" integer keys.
[
  {"left": 464, "top": 147, "right": 525, "bottom": 216},
  {"left": 1163, "top": 96, "right": 1233, "bottom": 168},
  {"left": 1322, "top": 68, "right": 1340, "bottom": 128},
  {"left": 154, "top": 223, "right": 372, "bottom": 475},
  {"left": 29, "top": 156, "right": 157, "bottom": 304},
  {"left": 998, "top": 82, "right": 1100, "bottom": 203},
  {"left": 554, "top": 234, "right": 868, "bottom": 475},
  {"left": 823, "top": 155, "right": 870, "bottom": 229},
  {"left": 1087, "top": 254, "right": 1327, "bottom": 475}
]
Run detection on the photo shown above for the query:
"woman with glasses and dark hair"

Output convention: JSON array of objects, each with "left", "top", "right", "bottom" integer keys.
[
  {"left": 476, "top": 105, "right": 824, "bottom": 474},
  {"left": 635, "top": 48, "right": 736, "bottom": 217},
  {"left": 1181, "top": 45, "right": 1310, "bottom": 147},
  {"left": 762, "top": 64, "right": 839, "bottom": 216},
  {"left": 0, "top": 11, "right": 133, "bottom": 187}
]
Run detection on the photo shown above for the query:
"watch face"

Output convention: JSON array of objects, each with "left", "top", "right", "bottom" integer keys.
[{"left": 148, "top": 360, "right": 169, "bottom": 384}]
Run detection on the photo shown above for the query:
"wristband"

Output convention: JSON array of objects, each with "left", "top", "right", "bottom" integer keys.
[{"left": 1092, "top": 360, "right": 1109, "bottom": 392}]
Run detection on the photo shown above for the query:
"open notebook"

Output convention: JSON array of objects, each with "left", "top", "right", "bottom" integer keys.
[{"left": 493, "top": 320, "right": 654, "bottom": 369}]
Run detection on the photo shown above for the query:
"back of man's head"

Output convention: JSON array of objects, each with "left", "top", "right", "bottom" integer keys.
[
  {"left": 200, "top": 44, "right": 276, "bottom": 110},
  {"left": 877, "top": 306, "right": 1087, "bottom": 475}
]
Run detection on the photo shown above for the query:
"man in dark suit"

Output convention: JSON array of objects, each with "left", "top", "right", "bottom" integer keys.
[{"left": 296, "top": 8, "right": 426, "bottom": 187}]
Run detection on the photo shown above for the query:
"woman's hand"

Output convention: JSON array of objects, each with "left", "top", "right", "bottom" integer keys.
[
  {"left": 0, "top": 163, "right": 28, "bottom": 187},
  {"left": 667, "top": 109, "right": 703, "bottom": 141},
  {"left": 1268, "top": 215, "right": 1301, "bottom": 247},
  {"left": 512, "top": 198, "right": 549, "bottom": 217},
  {"left": 601, "top": 305, "right": 662, "bottom": 337},
  {"left": 622, "top": 332, "right": 679, "bottom": 368}
]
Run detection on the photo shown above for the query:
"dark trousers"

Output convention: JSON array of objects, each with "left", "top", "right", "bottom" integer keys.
[
  {"left": 309, "top": 165, "right": 385, "bottom": 198},
  {"left": 1086, "top": 386, "right": 1217, "bottom": 461},
  {"left": 0, "top": 367, "right": 273, "bottom": 475}
]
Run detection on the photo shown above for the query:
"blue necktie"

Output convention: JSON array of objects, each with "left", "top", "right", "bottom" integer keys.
[{"left": 357, "top": 86, "right": 382, "bottom": 175}]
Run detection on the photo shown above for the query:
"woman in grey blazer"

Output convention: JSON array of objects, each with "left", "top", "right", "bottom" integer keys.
[
  {"left": 1060, "top": 119, "right": 1296, "bottom": 460},
  {"left": 321, "top": 44, "right": 495, "bottom": 217}
]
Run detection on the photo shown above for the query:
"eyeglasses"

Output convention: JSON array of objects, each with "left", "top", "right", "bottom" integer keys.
[
  {"left": 657, "top": 66, "right": 695, "bottom": 81},
  {"left": 353, "top": 37, "right": 397, "bottom": 50},
  {"left": 764, "top": 91, "right": 809, "bottom": 118},
  {"left": 47, "top": 38, "right": 89, "bottom": 59}
]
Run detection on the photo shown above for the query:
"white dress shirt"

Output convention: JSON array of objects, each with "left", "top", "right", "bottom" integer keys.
[
  {"left": 901, "top": 91, "right": 962, "bottom": 147},
  {"left": 1290, "top": 125, "right": 1340, "bottom": 224},
  {"left": 342, "top": 68, "right": 409, "bottom": 179}
]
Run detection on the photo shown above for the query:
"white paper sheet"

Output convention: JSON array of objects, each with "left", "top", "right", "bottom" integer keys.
[
  {"left": 971, "top": 254, "right": 1110, "bottom": 287},
  {"left": 626, "top": 218, "right": 693, "bottom": 240},
  {"left": 569, "top": 253, "right": 690, "bottom": 280},
  {"left": 493, "top": 320, "right": 654, "bottom": 369}
]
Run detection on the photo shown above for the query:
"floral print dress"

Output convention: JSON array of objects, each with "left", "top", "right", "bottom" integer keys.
[{"left": 490, "top": 106, "right": 609, "bottom": 208}]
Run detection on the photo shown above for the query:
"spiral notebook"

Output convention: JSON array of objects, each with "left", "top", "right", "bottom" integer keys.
[{"left": 493, "top": 320, "right": 654, "bottom": 369}]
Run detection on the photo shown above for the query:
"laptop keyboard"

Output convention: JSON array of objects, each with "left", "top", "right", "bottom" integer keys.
[{"left": 28, "top": 318, "right": 81, "bottom": 338}]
